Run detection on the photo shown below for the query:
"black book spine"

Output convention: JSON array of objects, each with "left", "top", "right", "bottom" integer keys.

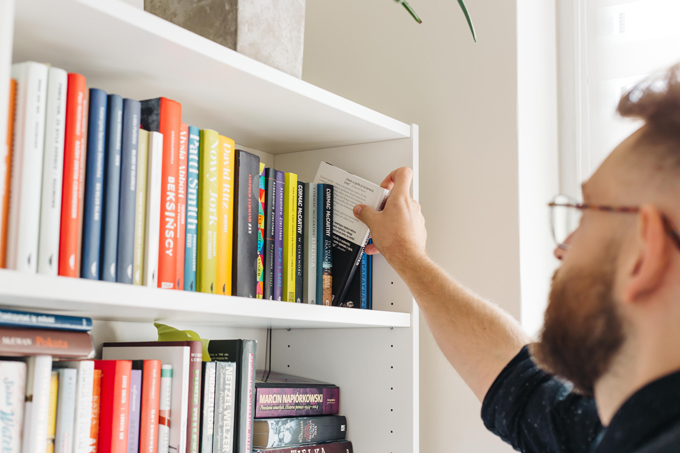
[
  {"left": 232, "top": 150, "right": 261, "bottom": 298},
  {"left": 318, "top": 184, "right": 334, "bottom": 306},
  {"left": 263, "top": 169, "right": 277, "bottom": 300},
  {"left": 139, "top": 98, "right": 161, "bottom": 131},
  {"left": 254, "top": 416, "right": 347, "bottom": 448},
  {"left": 253, "top": 441, "right": 353, "bottom": 453},
  {"left": 367, "top": 238, "right": 373, "bottom": 310},
  {"left": 294, "top": 182, "right": 305, "bottom": 303}
]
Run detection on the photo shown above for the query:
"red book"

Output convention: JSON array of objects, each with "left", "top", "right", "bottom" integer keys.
[
  {"left": 1, "top": 79, "right": 16, "bottom": 269},
  {"left": 94, "top": 360, "right": 132, "bottom": 453},
  {"left": 59, "top": 73, "right": 87, "bottom": 277},
  {"left": 175, "top": 123, "right": 188, "bottom": 290},
  {"left": 136, "top": 360, "right": 161, "bottom": 453},
  {"left": 140, "top": 98, "right": 181, "bottom": 289}
]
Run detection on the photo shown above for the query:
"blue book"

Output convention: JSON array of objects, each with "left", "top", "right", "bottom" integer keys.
[
  {"left": 100, "top": 94, "right": 123, "bottom": 282},
  {"left": 184, "top": 126, "right": 200, "bottom": 291},
  {"left": 81, "top": 88, "right": 108, "bottom": 280},
  {"left": 274, "top": 171, "right": 285, "bottom": 301},
  {"left": 116, "top": 99, "right": 141, "bottom": 284},
  {"left": 367, "top": 239, "right": 373, "bottom": 310},
  {"left": 0, "top": 308, "right": 93, "bottom": 331}
]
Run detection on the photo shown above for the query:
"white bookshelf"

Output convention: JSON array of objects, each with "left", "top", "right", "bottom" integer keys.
[{"left": 0, "top": 0, "right": 420, "bottom": 452}]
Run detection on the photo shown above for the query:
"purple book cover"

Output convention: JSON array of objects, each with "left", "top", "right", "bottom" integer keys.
[
  {"left": 127, "top": 369, "right": 142, "bottom": 453},
  {"left": 255, "top": 387, "right": 340, "bottom": 418},
  {"left": 274, "top": 171, "right": 285, "bottom": 301}
]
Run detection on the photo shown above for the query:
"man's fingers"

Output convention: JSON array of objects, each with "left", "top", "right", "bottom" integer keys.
[
  {"left": 353, "top": 204, "right": 379, "bottom": 227},
  {"left": 380, "top": 167, "right": 412, "bottom": 198},
  {"left": 364, "top": 243, "right": 380, "bottom": 255}
]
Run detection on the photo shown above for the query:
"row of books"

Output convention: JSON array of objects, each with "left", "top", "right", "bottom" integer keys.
[{"left": 3, "top": 62, "right": 381, "bottom": 307}]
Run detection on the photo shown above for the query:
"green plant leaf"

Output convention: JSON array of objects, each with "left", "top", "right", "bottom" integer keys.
[
  {"left": 395, "top": 0, "right": 422, "bottom": 24},
  {"left": 457, "top": 0, "right": 477, "bottom": 42}
]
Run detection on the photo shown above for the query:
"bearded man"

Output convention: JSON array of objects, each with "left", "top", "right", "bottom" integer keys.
[{"left": 353, "top": 64, "right": 680, "bottom": 452}]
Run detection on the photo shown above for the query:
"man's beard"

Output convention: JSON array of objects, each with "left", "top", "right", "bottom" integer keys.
[{"left": 531, "top": 245, "right": 625, "bottom": 397}]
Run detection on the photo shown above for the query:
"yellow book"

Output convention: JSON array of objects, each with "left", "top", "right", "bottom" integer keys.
[
  {"left": 46, "top": 371, "right": 58, "bottom": 453},
  {"left": 133, "top": 129, "right": 149, "bottom": 285},
  {"left": 282, "top": 172, "right": 298, "bottom": 302},
  {"left": 197, "top": 129, "right": 220, "bottom": 293},
  {"left": 216, "top": 135, "right": 235, "bottom": 295}
]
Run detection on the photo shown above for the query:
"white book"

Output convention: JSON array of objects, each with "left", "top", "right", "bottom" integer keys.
[
  {"left": 22, "top": 355, "right": 52, "bottom": 453},
  {"left": 37, "top": 66, "right": 67, "bottom": 275},
  {"left": 52, "top": 361, "right": 93, "bottom": 453},
  {"left": 54, "top": 368, "right": 77, "bottom": 453},
  {"left": 0, "top": 361, "right": 26, "bottom": 453},
  {"left": 302, "top": 183, "right": 317, "bottom": 304},
  {"left": 102, "top": 343, "right": 190, "bottom": 453},
  {"left": 8, "top": 62, "right": 49, "bottom": 272},
  {"left": 144, "top": 131, "right": 163, "bottom": 287}
]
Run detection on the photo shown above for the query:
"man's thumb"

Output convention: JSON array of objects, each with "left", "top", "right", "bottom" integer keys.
[{"left": 353, "top": 204, "right": 378, "bottom": 226}]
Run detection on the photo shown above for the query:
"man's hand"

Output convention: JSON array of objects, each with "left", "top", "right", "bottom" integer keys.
[{"left": 353, "top": 167, "right": 427, "bottom": 270}]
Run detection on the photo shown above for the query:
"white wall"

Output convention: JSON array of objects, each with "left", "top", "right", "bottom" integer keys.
[{"left": 303, "top": 1, "right": 521, "bottom": 451}]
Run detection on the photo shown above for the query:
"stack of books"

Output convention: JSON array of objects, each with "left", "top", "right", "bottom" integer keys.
[{"left": 2, "top": 62, "right": 381, "bottom": 308}]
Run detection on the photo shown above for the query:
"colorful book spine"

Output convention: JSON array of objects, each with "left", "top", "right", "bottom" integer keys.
[
  {"left": 0, "top": 308, "right": 92, "bottom": 331},
  {"left": 188, "top": 346, "right": 202, "bottom": 453},
  {"left": 100, "top": 94, "right": 123, "bottom": 282},
  {"left": 46, "top": 371, "right": 58, "bottom": 453},
  {"left": 0, "top": 361, "right": 25, "bottom": 453},
  {"left": 94, "top": 360, "right": 132, "bottom": 453},
  {"left": 22, "top": 355, "right": 52, "bottom": 453},
  {"left": 212, "top": 362, "right": 236, "bottom": 453},
  {"left": 367, "top": 238, "right": 373, "bottom": 310},
  {"left": 232, "top": 150, "right": 261, "bottom": 298},
  {"left": 253, "top": 416, "right": 347, "bottom": 449},
  {"left": 295, "top": 181, "right": 304, "bottom": 303},
  {"left": 282, "top": 173, "right": 297, "bottom": 302},
  {"left": 59, "top": 73, "right": 87, "bottom": 278},
  {"left": 253, "top": 441, "right": 353, "bottom": 453},
  {"left": 0, "top": 327, "right": 93, "bottom": 358},
  {"left": 143, "top": 132, "right": 163, "bottom": 287},
  {"left": 75, "top": 90, "right": 89, "bottom": 280},
  {"left": 317, "top": 184, "right": 333, "bottom": 306},
  {"left": 158, "top": 365, "right": 173, "bottom": 453},
  {"left": 274, "top": 171, "right": 284, "bottom": 301},
  {"left": 175, "top": 123, "right": 188, "bottom": 290},
  {"left": 254, "top": 385, "right": 340, "bottom": 418},
  {"left": 80, "top": 88, "right": 108, "bottom": 280},
  {"left": 55, "top": 368, "right": 77, "bottom": 453},
  {"left": 302, "top": 183, "right": 317, "bottom": 304},
  {"left": 184, "top": 126, "right": 200, "bottom": 291},
  {"left": 197, "top": 129, "right": 219, "bottom": 294},
  {"left": 127, "top": 369, "right": 142, "bottom": 453},
  {"left": 135, "top": 360, "right": 161, "bottom": 453},
  {"left": 263, "top": 168, "right": 277, "bottom": 300},
  {"left": 51, "top": 361, "right": 94, "bottom": 453},
  {"left": 8, "top": 62, "right": 48, "bottom": 273},
  {"left": 89, "top": 370, "right": 102, "bottom": 453},
  {"left": 256, "top": 163, "right": 265, "bottom": 299},
  {"left": 0, "top": 79, "right": 16, "bottom": 269},
  {"left": 140, "top": 97, "right": 181, "bottom": 289},
  {"left": 37, "top": 67, "right": 67, "bottom": 276},
  {"left": 216, "top": 135, "right": 234, "bottom": 296},
  {"left": 199, "top": 362, "right": 216, "bottom": 453},
  {"left": 117, "top": 99, "right": 141, "bottom": 284},
  {"left": 133, "top": 129, "right": 149, "bottom": 285}
]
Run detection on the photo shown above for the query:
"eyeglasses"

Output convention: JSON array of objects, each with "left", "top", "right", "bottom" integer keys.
[{"left": 548, "top": 194, "right": 680, "bottom": 251}]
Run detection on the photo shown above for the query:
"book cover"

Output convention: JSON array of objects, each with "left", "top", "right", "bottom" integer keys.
[
  {"left": 132, "top": 360, "right": 161, "bottom": 453},
  {"left": 216, "top": 135, "right": 235, "bottom": 296},
  {"left": 263, "top": 168, "right": 277, "bottom": 300},
  {"left": 37, "top": 67, "right": 67, "bottom": 276},
  {"left": 94, "top": 360, "right": 132, "bottom": 453},
  {"left": 89, "top": 370, "right": 102, "bottom": 453},
  {"left": 367, "top": 239, "right": 373, "bottom": 310},
  {"left": 316, "top": 184, "right": 333, "bottom": 306},
  {"left": 133, "top": 129, "right": 149, "bottom": 285},
  {"left": 100, "top": 94, "right": 123, "bottom": 282},
  {"left": 0, "top": 327, "right": 93, "bottom": 358},
  {"left": 344, "top": 251, "right": 368, "bottom": 310},
  {"left": 175, "top": 123, "right": 188, "bottom": 291},
  {"left": 282, "top": 173, "right": 297, "bottom": 302},
  {"left": 197, "top": 129, "right": 219, "bottom": 294},
  {"left": 274, "top": 171, "right": 284, "bottom": 301},
  {"left": 253, "top": 416, "right": 347, "bottom": 449},
  {"left": 51, "top": 361, "right": 94, "bottom": 453},
  {"left": 254, "top": 371, "right": 339, "bottom": 419},
  {"left": 256, "top": 163, "right": 265, "bottom": 299},
  {"left": 55, "top": 368, "right": 77, "bottom": 453},
  {"left": 46, "top": 371, "right": 58, "bottom": 453},
  {"left": 212, "top": 361, "right": 236, "bottom": 453},
  {"left": 253, "top": 441, "right": 353, "bottom": 453},
  {"left": 59, "top": 73, "right": 87, "bottom": 278},
  {"left": 22, "top": 356, "right": 53, "bottom": 453},
  {"left": 0, "top": 79, "right": 16, "bottom": 269},
  {"left": 140, "top": 97, "right": 181, "bottom": 289},
  {"left": 232, "top": 150, "right": 261, "bottom": 298},
  {"left": 75, "top": 90, "right": 90, "bottom": 281},
  {"left": 158, "top": 365, "right": 173, "bottom": 453},
  {"left": 0, "top": 308, "right": 92, "bottom": 331},
  {"left": 0, "top": 361, "right": 25, "bottom": 453},
  {"left": 208, "top": 340, "right": 256, "bottom": 453},
  {"left": 117, "top": 99, "right": 141, "bottom": 284},
  {"left": 184, "top": 126, "right": 200, "bottom": 291},
  {"left": 199, "top": 362, "right": 216, "bottom": 453},
  {"left": 314, "top": 162, "right": 389, "bottom": 306},
  {"left": 143, "top": 132, "right": 163, "bottom": 287},
  {"left": 295, "top": 181, "right": 304, "bottom": 303},
  {"left": 8, "top": 62, "right": 48, "bottom": 273},
  {"left": 127, "top": 369, "right": 142, "bottom": 453},
  {"left": 80, "top": 88, "right": 108, "bottom": 280},
  {"left": 302, "top": 183, "right": 317, "bottom": 304}
]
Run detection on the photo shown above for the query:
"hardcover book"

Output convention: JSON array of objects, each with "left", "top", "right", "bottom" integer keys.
[
  {"left": 274, "top": 171, "right": 284, "bottom": 301},
  {"left": 22, "top": 356, "right": 52, "bottom": 453},
  {"left": 254, "top": 370, "right": 339, "bottom": 418},
  {"left": 253, "top": 441, "right": 353, "bottom": 453},
  {"left": 253, "top": 416, "right": 347, "bottom": 449},
  {"left": 0, "top": 308, "right": 92, "bottom": 331},
  {"left": 0, "top": 361, "right": 25, "bottom": 453},
  {"left": 302, "top": 183, "right": 317, "bottom": 304},
  {"left": 127, "top": 369, "right": 142, "bottom": 453},
  {"left": 0, "top": 79, "right": 16, "bottom": 269},
  {"left": 94, "top": 360, "right": 132, "bottom": 453},
  {"left": 132, "top": 360, "right": 161, "bottom": 453},
  {"left": 51, "top": 361, "right": 94, "bottom": 453},
  {"left": 133, "top": 129, "right": 149, "bottom": 285},
  {"left": 282, "top": 173, "right": 297, "bottom": 302},
  {"left": 0, "top": 327, "right": 94, "bottom": 358},
  {"left": 101, "top": 94, "right": 123, "bottom": 282},
  {"left": 54, "top": 368, "right": 77, "bottom": 453},
  {"left": 143, "top": 132, "right": 164, "bottom": 287},
  {"left": 200, "top": 362, "right": 216, "bottom": 453},
  {"left": 257, "top": 163, "right": 266, "bottom": 299},
  {"left": 313, "top": 162, "right": 389, "bottom": 306},
  {"left": 175, "top": 123, "right": 188, "bottom": 290},
  {"left": 89, "top": 370, "right": 102, "bottom": 453},
  {"left": 212, "top": 361, "right": 236, "bottom": 453},
  {"left": 197, "top": 129, "right": 219, "bottom": 294},
  {"left": 46, "top": 371, "right": 58, "bottom": 453},
  {"left": 184, "top": 126, "right": 200, "bottom": 291},
  {"left": 263, "top": 168, "right": 277, "bottom": 300},
  {"left": 158, "top": 365, "right": 173, "bottom": 453},
  {"left": 316, "top": 184, "right": 333, "bottom": 306},
  {"left": 216, "top": 135, "right": 235, "bottom": 296},
  {"left": 295, "top": 181, "right": 304, "bottom": 303}
]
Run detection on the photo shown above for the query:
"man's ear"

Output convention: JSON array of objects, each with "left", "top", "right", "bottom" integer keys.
[{"left": 623, "top": 205, "right": 669, "bottom": 304}]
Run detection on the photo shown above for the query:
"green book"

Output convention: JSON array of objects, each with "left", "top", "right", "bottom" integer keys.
[
  {"left": 133, "top": 129, "right": 149, "bottom": 285},
  {"left": 197, "top": 129, "right": 219, "bottom": 293}
]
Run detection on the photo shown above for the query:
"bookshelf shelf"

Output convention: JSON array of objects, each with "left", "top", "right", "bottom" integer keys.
[{"left": 0, "top": 270, "right": 411, "bottom": 329}]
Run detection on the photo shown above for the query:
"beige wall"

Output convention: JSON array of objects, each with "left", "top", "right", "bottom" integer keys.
[{"left": 303, "top": 0, "right": 520, "bottom": 451}]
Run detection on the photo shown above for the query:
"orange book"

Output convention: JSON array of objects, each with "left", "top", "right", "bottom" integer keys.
[
  {"left": 138, "top": 360, "right": 161, "bottom": 453},
  {"left": 94, "top": 360, "right": 132, "bottom": 453},
  {"left": 1, "top": 80, "right": 16, "bottom": 268},
  {"left": 89, "top": 369, "right": 102, "bottom": 453},
  {"left": 59, "top": 73, "right": 87, "bottom": 277},
  {"left": 175, "top": 123, "right": 188, "bottom": 290},
  {"left": 216, "top": 135, "right": 235, "bottom": 295}
]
